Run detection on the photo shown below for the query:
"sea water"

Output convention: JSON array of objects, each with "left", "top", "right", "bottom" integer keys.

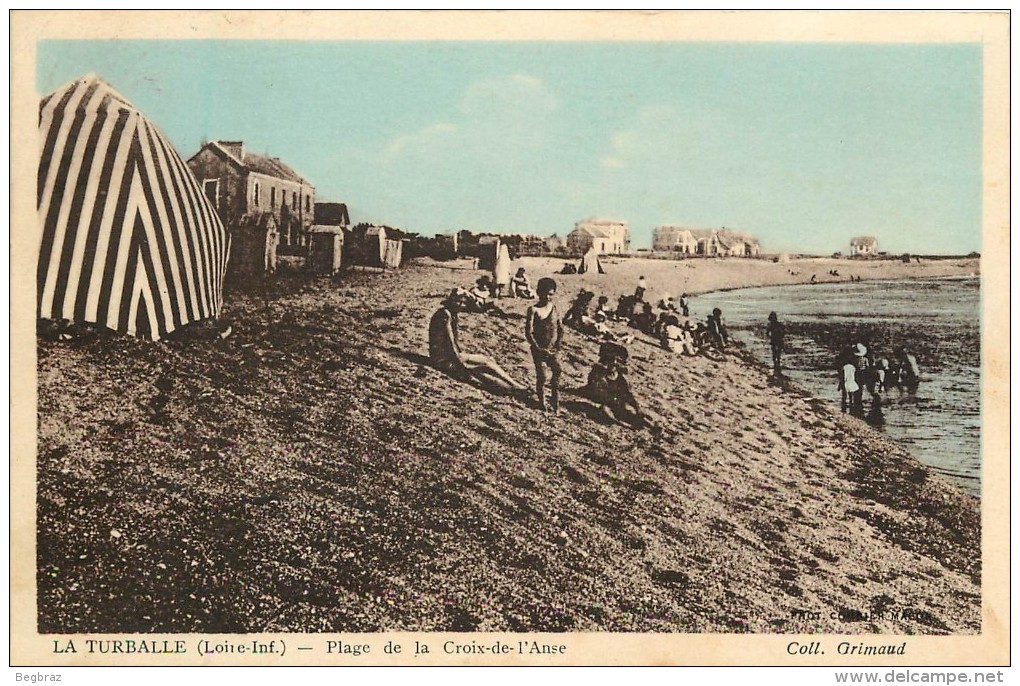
[{"left": 697, "top": 277, "right": 981, "bottom": 497}]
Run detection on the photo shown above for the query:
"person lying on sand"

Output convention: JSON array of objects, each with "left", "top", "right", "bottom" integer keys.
[
  {"left": 429, "top": 290, "right": 524, "bottom": 392},
  {"left": 465, "top": 276, "right": 506, "bottom": 316}
]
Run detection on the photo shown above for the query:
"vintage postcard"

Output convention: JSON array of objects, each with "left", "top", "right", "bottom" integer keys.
[{"left": 10, "top": 10, "right": 1010, "bottom": 669}]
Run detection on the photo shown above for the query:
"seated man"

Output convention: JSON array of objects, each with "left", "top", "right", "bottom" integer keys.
[
  {"left": 429, "top": 290, "right": 524, "bottom": 391},
  {"left": 510, "top": 267, "right": 535, "bottom": 298}
]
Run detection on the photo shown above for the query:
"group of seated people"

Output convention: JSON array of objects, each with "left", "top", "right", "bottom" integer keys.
[
  {"left": 463, "top": 269, "right": 536, "bottom": 311},
  {"left": 560, "top": 287, "right": 730, "bottom": 357}
]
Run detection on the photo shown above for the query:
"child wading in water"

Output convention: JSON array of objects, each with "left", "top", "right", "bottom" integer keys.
[{"left": 525, "top": 277, "right": 564, "bottom": 412}]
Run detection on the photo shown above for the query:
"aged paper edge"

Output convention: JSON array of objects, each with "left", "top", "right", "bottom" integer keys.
[{"left": 9, "top": 9, "right": 1010, "bottom": 667}]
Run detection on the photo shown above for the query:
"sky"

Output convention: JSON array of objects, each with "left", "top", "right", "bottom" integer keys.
[{"left": 36, "top": 40, "right": 983, "bottom": 254}]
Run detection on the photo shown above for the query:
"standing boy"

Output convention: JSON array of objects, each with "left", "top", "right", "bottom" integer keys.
[{"left": 525, "top": 277, "right": 564, "bottom": 412}]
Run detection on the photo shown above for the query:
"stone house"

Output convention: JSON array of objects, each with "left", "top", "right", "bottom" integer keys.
[{"left": 187, "top": 140, "right": 315, "bottom": 247}]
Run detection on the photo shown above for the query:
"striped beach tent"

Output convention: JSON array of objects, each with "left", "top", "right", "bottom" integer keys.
[{"left": 37, "top": 74, "right": 230, "bottom": 340}]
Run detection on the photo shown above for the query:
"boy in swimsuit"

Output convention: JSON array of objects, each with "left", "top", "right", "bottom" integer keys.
[{"left": 525, "top": 277, "right": 564, "bottom": 412}]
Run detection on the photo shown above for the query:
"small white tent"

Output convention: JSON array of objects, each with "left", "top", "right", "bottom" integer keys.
[{"left": 577, "top": 247, "right": 605, "bottom": 274}]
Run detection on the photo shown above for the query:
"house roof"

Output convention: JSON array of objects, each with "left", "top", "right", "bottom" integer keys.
[
  {"left": 569, "top": 226, "right": 614, "bottom": 239},
  {"left": 204, "top": 140, "right": 313, "bottom": 185},
  {"left": 851, "top": 236, "right": 877, "bottom": 245},
  {"left": 718, "top": 229, "right": 759, "bottom": 245},
  {"left": 577, "top": 217, "right": 627, "bottom": 227}
]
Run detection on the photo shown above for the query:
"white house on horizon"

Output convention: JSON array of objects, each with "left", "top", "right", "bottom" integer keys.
[
  {"left": 653, "top": 225, "right": 761, "bottom": 257},
  {"left": 850, "top": 236, "right": 878, "bottom": 256},
  {"left": 567, "top": 217, "right": 630, "bottom": 254}
]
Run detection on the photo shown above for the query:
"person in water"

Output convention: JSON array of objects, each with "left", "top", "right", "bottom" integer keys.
[
  {"left": 525, "top": 277, "right": 565, "bottom": 412},
  {"left": 895, "top": 347, "right": 921, "bottom": 391},
  {"left": 766, "top": 311, "right": 786, "bottom": 376},
  {"left": 429, "top": 290, "right": 524, "bottom": 391}
]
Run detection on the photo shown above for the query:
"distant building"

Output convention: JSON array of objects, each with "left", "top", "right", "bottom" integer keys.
[
  {"left": 655, "top": 226, "right": 760, "bottom": 257},
  {"left": 187, "top": 140, "right": 315, "bottom": 246},
  {"left": 544, "top": 234, "right": 564, "bottom": 253},
  {"left": 314, "top": 202, "right": 351, "bottom": 228},
  {"left": 715, "top": 229, "right": 761, "bottom": 257},
  {"left": 567, "top": 217, "right": 630, "bottom": 254},
  {"left": 850, "top": 236, "right": 878, "bottom": 256},
  {"left": 652, "top": 225, "right": 698, "bottom": 254},
  {"left": 517, "top": 234, "right": 548, "bottom": 256}
]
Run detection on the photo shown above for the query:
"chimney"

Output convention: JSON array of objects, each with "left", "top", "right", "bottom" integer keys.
[{"left": 218, "top": 140, "right": 245, "bottom": 160}]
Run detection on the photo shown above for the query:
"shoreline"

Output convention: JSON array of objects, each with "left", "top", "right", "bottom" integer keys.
[
  {"left": 694, "top": 276, "right": 982, "bottom": 499},
  {"left": 34, "top": 256, "right": 982, "bottom": 634}
]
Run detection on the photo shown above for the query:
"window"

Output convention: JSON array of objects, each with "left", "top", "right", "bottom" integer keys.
[
  {"left": 253, "top": 182, "right": 260, "bottom": 208},
  {"left": 305, "top": 194, "right": 311, "bottom": 213},
  {"left": 282, "top": 190, "right": 288, "bottom": 208},
  {"left": 270, "top": 187, "right": 276, "bottom": 208},
  {"left": 203, "top": 179, "right": 219, "bottom": 207},
  {"left": 292, "top": 192, "right": 298, "bottom": 210}
]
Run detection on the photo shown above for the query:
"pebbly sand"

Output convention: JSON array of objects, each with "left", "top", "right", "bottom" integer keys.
[{"left": 36, "top": 255, "right": 981, "bottom": 634}]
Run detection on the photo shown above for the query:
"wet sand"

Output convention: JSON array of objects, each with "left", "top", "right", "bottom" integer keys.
[{"left": 36, "top": 255, "right": 980, "bottom": 634}]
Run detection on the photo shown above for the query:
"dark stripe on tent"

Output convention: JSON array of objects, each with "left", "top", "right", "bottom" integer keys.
[
  {"left": 152, "top": 130, "right": 205, "bottom": 322},
  {"left": 72, "top": 109, "right": 130, "bottom": 324},
  {"left": 39, "top": 92, "right": 54, "bottom": 123},
  {"left": 37, "top": 83, "right": 78, "bottom": 208},
  {"left": 117, "top": 213, "right": 144, "bottom": 333},
  {"left": 137, "top": 227, "right": 165, "bottom": 338},
  {"left": 133, "top": 127, "right": 183, "bottom": 331},
  {"left": 50, "top": 102, "right": 109, "bottom": 317},
  {"left": 142, "top": 121, "right": 195, "bottom": 324},
  {"left": 164, "top": 139, "right": 216, "bottom": 315},
  {"left": 135, "top": 293, "right": 151, "bottom": 339},
  {"left": 95, "top": 130, "right": 140, "bottom": 328}
]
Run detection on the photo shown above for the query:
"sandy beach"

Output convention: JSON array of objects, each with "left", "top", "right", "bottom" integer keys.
[{"left": 36, "top": 255, "right": 981, "bottom": 634}]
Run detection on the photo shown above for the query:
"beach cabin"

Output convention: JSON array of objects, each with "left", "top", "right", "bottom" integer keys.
[
  {"left": 477, "top": 236, "right": 501, "bottom": 271},
  {"left": 307, "top": 225, "right": 345, "bottom": 275},
  {"left": 229, "top": 212, "right": 280, "bottom": 279}
]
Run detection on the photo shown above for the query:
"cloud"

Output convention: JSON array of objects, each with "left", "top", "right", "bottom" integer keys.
[
  {"left": 603, "top": 105, "right": 718, "bottom": 166},
  {"left": 600, "top": 157, "right": 624, "bottom": 169},
  {"left": 459, "top": 73, "right": 559, "bottom": 118},
  {"left": 383, "top": 122, "right": 457, "bottom": 160},
  {"left": 381, "top": 74, "right": 560, "bottom": 169}
]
